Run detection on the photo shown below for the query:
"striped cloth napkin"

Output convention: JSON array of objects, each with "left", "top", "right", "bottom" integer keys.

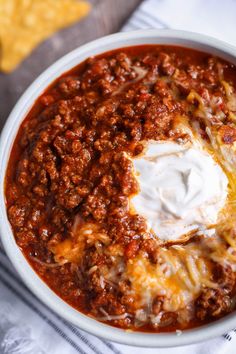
[{"left": 1, "top": 0, "right": 236, "bottom": 353}]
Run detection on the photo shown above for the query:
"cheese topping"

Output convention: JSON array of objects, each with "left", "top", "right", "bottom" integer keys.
[
  {"left": 131, "top": 141, "right": 228, "bottom": 241},
  {"left": 126, "top": 244, "right": 213, "bottom": 313}
]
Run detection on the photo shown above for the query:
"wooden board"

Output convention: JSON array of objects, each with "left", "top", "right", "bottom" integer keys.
[{"left": 0, "top": 0, "right": 142, "bottom": 130}]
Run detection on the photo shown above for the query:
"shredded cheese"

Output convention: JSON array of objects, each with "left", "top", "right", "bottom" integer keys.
[{"left": 125, "top": 244, "right": 213, "bottom": 315}]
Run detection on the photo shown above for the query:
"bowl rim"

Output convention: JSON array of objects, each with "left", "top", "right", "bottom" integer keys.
[{"left": 1, "top": 29, "right": 236, "bottom": 348}]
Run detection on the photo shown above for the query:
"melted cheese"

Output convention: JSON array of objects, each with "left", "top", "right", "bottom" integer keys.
[
  {"left": 51, "top": 217, "right": 110, "bottom": 264},
  {"left": 125, "top": 245, "right": 213, "bottom": 313}
]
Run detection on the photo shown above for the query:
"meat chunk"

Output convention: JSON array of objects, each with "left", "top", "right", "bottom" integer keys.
[
  {"left": 124, "top": 239, "right": 140, "bottom": 260},
  {"left": 213, "top": 264, "right": 235, "bottom": 294},
  {"left": 218, "top": 125, "right": 236, "bottom": 144},
  {"left": 195, "top": 288, "right": 231, "bottom": 320},
  {"left": 141, "top": 238, "right": 159, "bottom": 263},
  {"left": 152, "top": 296, "right": 164, "bottom": 315}
]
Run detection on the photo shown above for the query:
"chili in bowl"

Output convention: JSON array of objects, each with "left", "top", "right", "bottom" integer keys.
[{"left": 1, "top": 30, "right": 236, "bottom": 347}]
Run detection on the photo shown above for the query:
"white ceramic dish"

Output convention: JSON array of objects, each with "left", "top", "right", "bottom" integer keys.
[{"left": 1, "top": 29, "right": 236, "bottom": 347}]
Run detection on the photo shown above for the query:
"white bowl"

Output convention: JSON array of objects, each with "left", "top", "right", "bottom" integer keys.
[{"left": 1, "top": 29, "right": 236, "bottom": 347}]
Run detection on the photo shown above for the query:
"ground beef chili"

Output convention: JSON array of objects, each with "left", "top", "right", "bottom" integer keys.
[{"left": 5, "top": 45, "right": 236, "bottom": 332}]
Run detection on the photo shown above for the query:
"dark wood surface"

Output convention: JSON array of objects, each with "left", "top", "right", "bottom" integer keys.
[{"left": 0, "top": 0, "right": 142, "bottom": 130}]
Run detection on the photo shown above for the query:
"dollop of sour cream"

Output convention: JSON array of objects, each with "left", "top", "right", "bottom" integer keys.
[{"left": 131, "top": 141, "right": 228, "bottom": 241}]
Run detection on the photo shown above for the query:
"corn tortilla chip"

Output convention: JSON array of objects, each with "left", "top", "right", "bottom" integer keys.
[{"left": 0, "top": 0, "right": 91, "bottom": 73}]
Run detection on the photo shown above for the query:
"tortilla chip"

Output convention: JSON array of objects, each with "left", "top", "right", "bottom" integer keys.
[{"left": 0, "top": 0, "right": 91, "bottom": 73}]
